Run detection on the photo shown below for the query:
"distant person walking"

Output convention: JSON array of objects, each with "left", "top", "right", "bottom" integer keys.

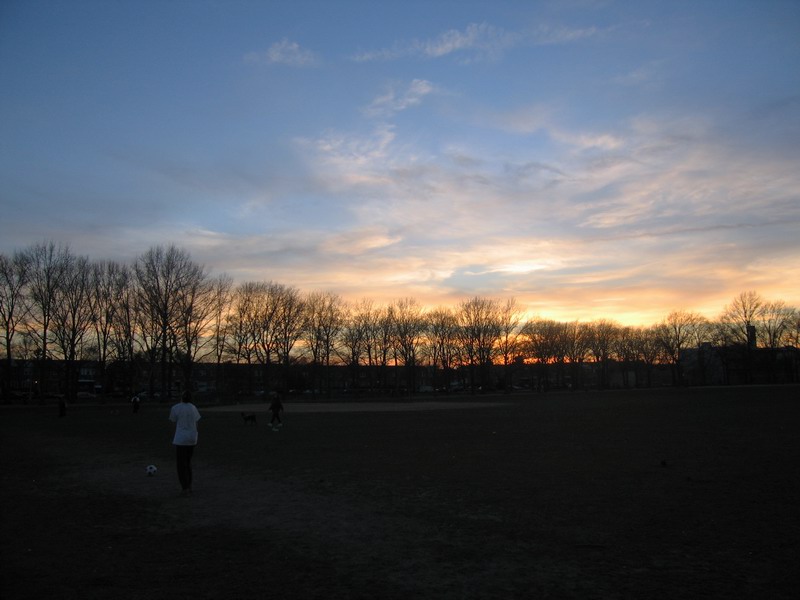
[
  {"left": 269, "top": 395, "right": 284, "bottom": 430},
  {"left": 131, "top": 394, "right": 141, "bottom": 414},
  {"left": 169, "top": 391, "right": 201, "bottom": 496}
]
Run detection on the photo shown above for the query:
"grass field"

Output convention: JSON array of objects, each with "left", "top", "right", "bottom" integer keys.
[{"left": 2, "top": 386, "right": 799, "bottom": 599}]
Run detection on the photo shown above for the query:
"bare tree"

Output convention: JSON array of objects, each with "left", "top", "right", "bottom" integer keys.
[
  {"left": 497, "top": 298, "right": 523, "bottom": 392},
  {"left": 456, "top": 296, "right": 501, "bottom": 393},
  {"left": 203, "top": 274, "right": 233, "bottom": 396},
  {"left": 206, "top": 274, "right": 233, "bottom": 366},
  {"left": 361, "top": 303, "right": 394, "bottom": 393},
  {"left": 246, "top": 281, "right": 303, "bottom": 393},
  {"left": 614, "top": 326, "right": 640, "bottom": 388},
  {"left": 787, "top": 311, "right": 800, "bottom": 349},
  {"left": 635, "top": 326, "right": 664, "bottom": 388},
  {"left": 303, "top": 291, "right": 345, "bottom": 398},
  {"left": 338, "top": 301, "right": 367, "bottom": 392},
  {"left": 89, "top": 260, "right": 128, "bottom": 398},
  {"left": 50, "top": 253, "right": 96, "bottom": 402},
  {"left": 133, "top": 273, "right": 162, "bottom": 397},
  {"left": 756, "top": 300, "right": 797, "bottom": 382},
  {"left": 170, "top": 259, "right": 213, "bottom": 389},
  {"left": 226, "top": 282, "right": 261, "bottom": 366},
  {"left": 391, "top": 297, "right": 427, "bottom": 394},
  {"left": 758, "top": 300, "right": 795, "bottom": 349},
  {"left": 25, "top": 241, "right": 70, "bottom": 397},
  {"left": 717, "top": 291, "right": 767, "bottom": 383},
  {"left": 586, "top": 319, "right": 621, "bottom": 389},
  {"left": 427, "top": 306, "right": 459, "bottom": 392},
  {"left": 0, "top": 250, "right": 30, "bottom": 400},
  {"left": 521, "top": 318, "right": 570, "bottom": 390},
  {"left": 721, "top": 291, "right": 765, "bottom": 347},
  {"left": 787, "top": 311, "right": 800, "bottom": 382},
  {"left": 563, "top": 321, "right": 591, "bottom": 390},
  {"left": 654, "top": 310, "right": 706, "bottom": 385},
  {"left": 134, "top": 245, "right": 206, "bottom": 399},
  {"left": 109, "top": 263, "right": 138, "bottom": 395},
  {"left": 273, "top": 284, "right": 305, "bottom": 391},
  {"left": 250, "top": 282, "right": 281, "bottom": 391}
]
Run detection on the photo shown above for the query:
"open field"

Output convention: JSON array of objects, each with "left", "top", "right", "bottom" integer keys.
[{"left": 2, "top": 386, "right": 799, "bottom": 599}]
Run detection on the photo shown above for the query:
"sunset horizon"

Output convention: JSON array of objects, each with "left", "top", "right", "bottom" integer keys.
[{"left": 2, "top": 1, "right": 799, "bottom": 327}]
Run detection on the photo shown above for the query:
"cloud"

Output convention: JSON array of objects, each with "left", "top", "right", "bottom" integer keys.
[
  {"left": 320, "top": 228, "right": 402, "bottom": 255},
  {"left": 352, "top": 21, "right": 603, "bottom": 63},
  {"left": 298, "top": 124, "right": 397, "bottom": 180},
  {"left": 227, "top": 93, "right": 800, "bottom": 323},
  {"left": 492, "top": 104, "right": 553, "bottom": 134},
  {"left": 489, "top": 103, "right": 624, "bottom": 152},
  {"left": 530, "top": 23, "right": 599, "bottom": 45},
  {"left": 244, "top": 38, "right": 318, "bottom": 67},
  {"left": 363, "top": 79, "right": 436, "bottom": 118},
  {"left": 416, "top": 22, "right": 520, "bottom": 60},
  {"left": 612, "top": 61, "right": 665, "bottom": 88},
  {"left": 551, "top": 129, "right": 626, "bottom": 151},
  {"left": 352, "top": 22, "right": 521, "bottom": 63}
]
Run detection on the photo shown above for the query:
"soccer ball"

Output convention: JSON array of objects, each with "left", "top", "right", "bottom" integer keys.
[{"left": 145, "top": 464, "right": 158, "bottom": 476}]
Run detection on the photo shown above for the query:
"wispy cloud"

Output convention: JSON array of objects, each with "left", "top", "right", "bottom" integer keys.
[
  {"left": 352, "top": 21, "right": 603, "bottom": 63},
  {"left": 492, "top": 104, "right": 553, "bottom": 134},
  {"left": 300, "top": 124, "right": 397, "bottom": 171},
  {"left": 530, "top": 23, "right": 599, "bottom": 45},
  {"left": 551, "top": 129, "right": 626, "bottom": 151},
  {"left": 363, "top": 79, "right": 436, "bottom": 118},
  {"left": 352, "top": 22, "right": 521, "bottom": 63},
  {"left": 612, "top": 60, "right": 666, "bottom": 90},
  {"left": 281, "top": 96, "right": 800, "bottom": 320},
  {"left": 244, "top": 38, "right": 318, "bottom": 67},
  {"left": 490, "top": 103, "right": 623, "bottom": 151}
]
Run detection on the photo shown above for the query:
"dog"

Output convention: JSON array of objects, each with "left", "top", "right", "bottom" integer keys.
[{"left": 240, "top": 412, "right": 257, "bottom": 425}]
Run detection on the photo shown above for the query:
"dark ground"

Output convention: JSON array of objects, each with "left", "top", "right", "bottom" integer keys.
[{"left": 2, "top": 385, "right": 799, "bottom": 599}]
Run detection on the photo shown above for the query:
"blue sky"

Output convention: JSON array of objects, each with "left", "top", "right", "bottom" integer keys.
[{"left": 2, "top": 0, "right": 799, "bottom": 325}]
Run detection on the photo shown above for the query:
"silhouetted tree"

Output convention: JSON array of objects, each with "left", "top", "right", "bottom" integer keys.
[
  {"left": 226, "top": 281, "right": 260, "bottom": 366},
  {"left": 614, "top": 326, "right": 639, "bottom": 388},
  {"left": 0, "top": 250, "right": 30, "bottom": 400},
  {"left": 303, "top": 291, "right": 345, "bottom": 398},
  {"left": 25, "top": 241, "right": 70, "bottom": 397},
  {"left": 564, "top": 321, "right": 591, "bottom": 389},
  {"left": 170, "top": 259, "right": 213, "bottom": 389},
  {"left": 654, "top": 310, "right": 707, "bottom": 385},
  {"left": 521, "top": 318, "right": 563, "bottom": 391},
  {"left": 273, "top": 284, "right": 305, "bottom": 391},
  {"left": 635, "top": 326, "right": 663, "bottom": 387},
  {"left": 109, "top": 263, "right": 138, "bottom": 394},
  {"left": 339, "top": 302, "right": 367, "bottom": 391},
  {"left": 89, "top": 260, "right": 128, "bottom": 399},
  {"left": 586, "top": 319, "right": 620, "bottom": 389},
  {"left": 51, "top": 252, "right": 95, "bottom": 402},
  {"left": 497, "top": 298, "right": 523, "bottom": 391},
  {"left": 134, "top": 245, "right": 206, "bottom": 399},
  {"left": 391, "top": 297, "right": 426, "bottom": 394},
  {"left": 205, "top": 274, "right": 233, "bottom": 365},
  {"left": 362, "top": 303, "right": 394, "bottom": 393},
  {"left": 456, "top": 297, "right": 501, "bottom": 393},
  {"left": 427, "top": 306, "right": 459, "bottom": 392},
  {"left": 758, "top": 300, "right": 795, "bottom": 349},
  {"left": 722, "top": 291, "right": 765, "bottom": 346}
]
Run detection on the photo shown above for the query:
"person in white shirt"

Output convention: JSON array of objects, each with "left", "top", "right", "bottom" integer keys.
[{"left": 169, "top": 391, "right": 201, "bottom": 496}]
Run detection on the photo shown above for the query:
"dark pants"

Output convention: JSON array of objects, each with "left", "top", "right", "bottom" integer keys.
[
  {"left": 175, "top": 444, "right": 195, "bottom": 491},
  {"left": 271, "top": 412, "right": 281, "bottom": 424}
]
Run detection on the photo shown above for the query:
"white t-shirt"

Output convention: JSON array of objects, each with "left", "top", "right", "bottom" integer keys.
[{"left": 169, "top": 402, "right": 201, "bottom": 446}]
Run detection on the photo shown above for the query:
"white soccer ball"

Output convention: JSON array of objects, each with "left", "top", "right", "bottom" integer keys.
[{"left": 145, "top": 464, "right": 158, "bottom": 476}]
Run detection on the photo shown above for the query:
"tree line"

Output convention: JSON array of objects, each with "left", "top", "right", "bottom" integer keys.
[{"left": 1, "top": 241, "right": 799, "bottom": 401}]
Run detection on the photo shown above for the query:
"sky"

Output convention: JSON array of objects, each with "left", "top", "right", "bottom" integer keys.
[{"left": 1, "top": 0, "right": 799, "bottom": 326}]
